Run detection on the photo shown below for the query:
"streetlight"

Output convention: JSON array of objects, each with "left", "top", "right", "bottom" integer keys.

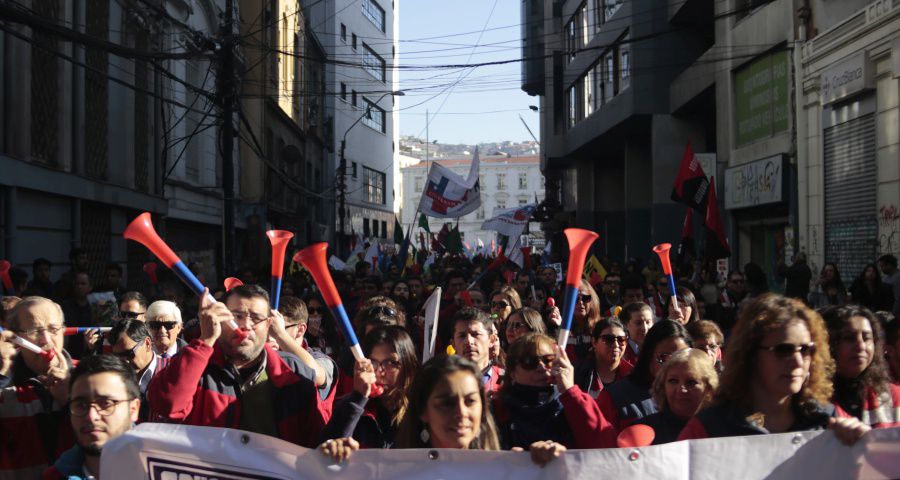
[{"left": 337, "top": 90, "right": 404, "bottom": 255}]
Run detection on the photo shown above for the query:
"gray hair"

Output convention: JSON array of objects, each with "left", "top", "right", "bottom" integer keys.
[
  {"left": 7, "top": 296, "right": 64, "bottom": 330},
  {"left": 145, "top": 300, "right": 182, "bottom": 324}
]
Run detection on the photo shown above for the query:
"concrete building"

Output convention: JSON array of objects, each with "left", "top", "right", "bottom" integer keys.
[
  {"left": 239, "top": 0, "right": 330, "bottom": 272},
  {"left": 522, "top": 0, "right": 717, "bottom": 264},
  {"left": 399, "top": 154, "right": 545, "bottom": 248},
  {"left": 0, "top": 0, "right": 234, "bottom": 288},
  {"left": 300, "top": 0, "right": 401, "bottom": 252}
]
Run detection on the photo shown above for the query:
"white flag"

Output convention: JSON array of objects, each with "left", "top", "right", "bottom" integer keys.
[
  {"left": 418, "top": 148, "right": 481, "bottom": 218},
  {"left": 481, "top": 204, "right": 535, "bottom": 238},
  {"left": 422, "top": 287, "right": 442, "bottom": 362},
  {"left": 328, "top": 255, "right": 349, "bottom": 272},
  {"left": 364, "top": 240, "right": 380, "bottom": 270},
  {"left": 345, "top": 235, "right": 364, "bottom": 266}
]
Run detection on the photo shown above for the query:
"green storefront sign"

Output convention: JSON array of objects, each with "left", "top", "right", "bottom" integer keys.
[{"left": 734, "top": 50, "right": 790, "bottom": 146}]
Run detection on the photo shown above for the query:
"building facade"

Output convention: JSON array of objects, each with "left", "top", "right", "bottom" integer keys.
[
  {"left": 0, "top": 0, "right": 234, "bottom": 288},
  {"left": 301, "top": 0, "right": 401, "bottom": 252},
  {"left": 399, "top": 154, "right": 545, "bottom": 248}
]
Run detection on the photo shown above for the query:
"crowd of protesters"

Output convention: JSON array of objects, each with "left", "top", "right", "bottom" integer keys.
[{"left": 1, "top": 244, "right": 899, "bottom": 479}]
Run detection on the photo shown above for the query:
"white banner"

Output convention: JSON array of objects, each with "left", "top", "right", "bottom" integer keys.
[
  {"left": 422, "top": 287, "right": 441, "bottom": 362},
  {"left": 418, "top": 148, "right": 481, "bottom": 218},
  {"left": 102, "top": 424, "right": 900, "bottom": 479}
]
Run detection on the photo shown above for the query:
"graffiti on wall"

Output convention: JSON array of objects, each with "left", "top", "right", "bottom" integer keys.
[{"left": 878, "top": 204, "right": 899, "bottom": 256}]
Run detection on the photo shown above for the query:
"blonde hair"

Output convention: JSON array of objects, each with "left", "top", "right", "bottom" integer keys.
[
  {"left": 576, "top": 279, "right": 602, "bottom": 333},
  {"left": 652, "top": 348, "right": 718, "bottom": 412},
  {"left": 145, "top": 300, "right": 182, "bottom": 324},
  {"left": 716, "top": 293, "right": 834, "bottom": 409},
  {"left": 490, "top": 285, "right": 522, "bottom": 310}
]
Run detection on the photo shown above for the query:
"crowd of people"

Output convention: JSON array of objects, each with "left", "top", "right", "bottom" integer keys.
[{"left": 1, "top": 245, "right": 899, "bottom": 479}]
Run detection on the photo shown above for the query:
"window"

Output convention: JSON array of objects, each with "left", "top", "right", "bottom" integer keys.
[
  {"left": 518, "top": 173, "right": 527, "bottom": 189},
  {"left": 381, "top": 220, "right": 387, "bottom": 239},
  {"left": 497, "top": 173, "right": 506, "bottom": 190},
  {"left": 340, "top": 82, "right": 347, "bottom": 100},
  {"left": 519, "top": 198, "right": 528, "bottom": 206},
  {"left": 415, "top": 176, "right": 423, "bottom": 192},
  {"left": 567, "top": 86, "right": 576, "bottom": 128},
  {"left": 620, "top": 44, "right": 630, "bottom": 88},
  {"left": 584, "top": 67, "right": 594, "bottom": 117},
  {"left": 352, "top": 33, "right": 357, "bottom": 50},
  {"left": 362, "top": 44, "right": 386, "bottom": 81},
  {"left": 362, "top": 0, "right": 386, "bottom": 32},
  {"left": 352, "top": 90, "right": 358, "bottom": 107},
  {"left": 603, "top": 0, "right": 622, "bottom": 22},
  {"left": 476, "top": 207, "right": 485, "bottom": 220},
  {"left": 566, "top": 20, "right": 577, "bottom": 61},
  {"left": 340, "top": 24, "right": 347, "bottom": 42},
  {"left": 363, "top": 218, "right": 371, "bottom": 237},
  {"left": 497, "top": 200, "right": 506, "bottom": 210},
  {"left": 362, "top": 97, "right": 386, "bottom": 133},
  {"left": 363, "top": 167, "right": 386, "bottom": 204},
  {"left": 352, "top": 161, "right": 358, "bottom": 178},
  {"left": 592, "top": 61, "right": 603, "bottom": 109}
]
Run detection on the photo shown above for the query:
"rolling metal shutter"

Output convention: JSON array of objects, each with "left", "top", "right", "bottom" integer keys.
[{"left": 823, "top": 112, "right": 876, "bottom": 281}]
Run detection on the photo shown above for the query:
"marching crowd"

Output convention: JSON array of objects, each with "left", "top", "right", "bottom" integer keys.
[{"left": 1, "top": 246, "right": 900, "bottom": 479}]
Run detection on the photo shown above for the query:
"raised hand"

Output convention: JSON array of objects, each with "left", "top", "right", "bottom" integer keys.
[
  {"left": 198, "top": 287, "right": 231, "bottom": 347},
  {"left": 552, "top": 345, "right": 575, "bottom": 391}
]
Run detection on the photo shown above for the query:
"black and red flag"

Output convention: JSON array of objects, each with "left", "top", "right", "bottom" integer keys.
[
  {"left": 671, "top": 142, "right": 710, "bottom": 211},
  {"left": 704, "top": 177, "right": 731, "bottom": 259}
]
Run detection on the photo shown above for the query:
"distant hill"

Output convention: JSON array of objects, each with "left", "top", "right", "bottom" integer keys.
[{"left": 399, "top": 135, "right": 539, "bottom": 160}]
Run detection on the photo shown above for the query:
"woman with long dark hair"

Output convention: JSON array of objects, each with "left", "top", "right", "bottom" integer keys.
[
  {"left": 666, "top": 286, "right": 700, "bottom": 325},
  {"left": 574, "top": 318, "right": 633, "bottom": 399},
  {"left": 600, "top": 320, "right": 693, "bottom": 428},
  {"left": 821, "top": 305, "right": 900, "bottom": 428},
  {"left": 808, "top": 262, "right": 847, "bottom": 308},
  {"left": 321, "top": 326, "right": 418, "bottom": 448},
  {"left": 678, "top": 294, "right": 870, "bottom": 445},
  {"left": 849, "top": 264, "right": 895, "bottom": 312}
]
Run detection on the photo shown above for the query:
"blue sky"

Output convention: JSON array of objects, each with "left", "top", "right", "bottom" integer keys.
[{"left": 397, "top": 0, "right": 538, "bottom": 145}]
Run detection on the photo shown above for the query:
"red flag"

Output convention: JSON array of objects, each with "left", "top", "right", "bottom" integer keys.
[
  {"left": 671, "top": 142, "right": 710, "bottom": 211},
  {"left": 520, "top": 246, "right": 533, "bottom": 270},
  {"left": 704, "top": 177, "right": 731, "bottom": 259}
]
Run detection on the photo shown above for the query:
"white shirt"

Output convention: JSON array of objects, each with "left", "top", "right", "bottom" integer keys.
[{"left": 138, "top": 355, "right": 160, "bottom": 394}]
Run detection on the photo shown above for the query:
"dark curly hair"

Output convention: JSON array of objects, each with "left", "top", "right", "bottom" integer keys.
[{"left": 820, "top": 305, "right": 891, "bottom": 397}]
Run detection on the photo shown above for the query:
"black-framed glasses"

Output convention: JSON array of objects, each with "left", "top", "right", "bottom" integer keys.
[
  {"left": 576, "top": 294, "right": 592, "bottom": 304},
  {"left": 599, "top": 334, "right": 627, "bottom": 346},
  {"left": 229, "top": 310, "right": 269, "bottom": 327},
  {"left": 113, "top": 342, "right": 144, "bottom": 362},
  {"left": 757, "top": 343, "right": 816, "bottom": 359},
  {"left": 147, "top": 320, "right": 180, "bottom": 331},
  {"left": 308, "top": 306, "right": 325, "bottom": 315},
  {"left": 491, "top": 301, "right": 509, "bottom": 310},
  {"left": 519, "top": 354, "right": 556, "bottom": 370},
  {"left": 15, "top": 324, "right": 65, "bottom": 340},
  {"left": 69, "top": 397, "right": 134, "bottom": 417},
  {"left": 371, "top": 359, "right": 401, "bottom": 371}
]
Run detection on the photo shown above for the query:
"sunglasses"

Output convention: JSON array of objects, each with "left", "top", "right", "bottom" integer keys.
[
  {"left": 147, "top": 320, "right": 179, "bottom": 331},
  {"left": 576, "top": 294, "right": 592, "bottom": 304},
  {"left": 113, "top": 342, "right": 143, "bottom": 361},
  {"left": 598, "top": 334, "right": 627, "bottom": 346},
  {"left": 506, "top": 321, "right": 530, "bottom": 332},
  {"left": 757, "top": 343, "right": 816, "bottom": 359},
  {"left": 119, "top": 311, "right": 145, "bottom": 320},
  {"left": 366, "top": 306, "right": 397, "bottom": 318},
  {"left": 518, "top": 354, "right": 557, "bottom": 370},
  {"left": 308, "top": 307, "right": 325, "bottom": 315},
  {"left": 491, "top": 301, "right": 509, "bottom": 310}
]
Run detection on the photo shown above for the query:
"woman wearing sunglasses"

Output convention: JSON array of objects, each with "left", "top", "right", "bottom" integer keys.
[
  {"left": 564, "top": 279, "right": 603, "bottom": 363},
  {"left": 489, "top": 286, "right": 522, "bottom": 324},
  {"left": 303, "top": 294, "right": 340, "bottom": 359},
  {"left": 504, "top": 307, "right": 547, "bottom": 346},
  {"left": 821, "top": 305, "right": 900, "bottom": 428},
  {"left": 321, "top": 326, "right": 418, "bottom": 448},
  {"left": 575, "top": 318, "right": 633, "bottom": 399},
  {"left": 635, "top": 348, "right": 717, "bottom": 444},
  {"left": 600, "top": 320, "right": 692, "bottom": 429},
  {"left": 678, "top": 294, "right": 870, "bottom": 445},
  {"left": 492, "top": 333, "right": 616, "bottom": 450},
  {"left": 321, "top": 355, "right": 568, "bottom": 467}
]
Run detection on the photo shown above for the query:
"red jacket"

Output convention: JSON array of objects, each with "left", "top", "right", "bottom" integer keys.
[
  {"left": 834, "top": 384, "right": 900, "bottom": 428},
  {"left": 0, "top": 356, "right": 75, "bottom": 478},
  {"left": 148, "top": 339, "right": 332, "bottom": 447}
]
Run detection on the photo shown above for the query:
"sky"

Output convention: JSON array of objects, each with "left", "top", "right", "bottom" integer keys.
[{"left": 397, "top": 0, "right": 538, "bottom": 145}]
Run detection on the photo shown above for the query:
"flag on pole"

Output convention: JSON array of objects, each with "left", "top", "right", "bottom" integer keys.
[
  {"left": 481, "top": 204, "right": 536, "bottom": 238},
  {"left": 583, "top": 254, "right": 606, "bottom": 282},
  {"left": 418, "top": 148, "right": 482, "bottom": 218},
  {"left": 678, "top": 207, "right": 695, "bottom": 259},
  {"left": 345, "top": 237, "right": 364, "bottom": 267},
  {"left": 704, "top": 177, "right": 731, "bottom": 259},
  {"left": 671, "top": 142, "right": 710, "bottom": 211},
  {"left": 328, "top": 255, "right": 349, "bottom": 272},
  {"left": 393, "top": 217, "right": 404, "bottom": 246},
  {"left": 446, "top": 225, "right": 464, "bottom": 255},
  {"left": 540, "top": 240, "right": 552, "bottom": 265},
  {"left": 422, "top": 287, "right": 442, "bottom": 362},
  {"left": 418, "top": 213, "right": 431, "bottom": 234},
  {"left": 365, "top": 241, "right": 380, "bottom": 270}
]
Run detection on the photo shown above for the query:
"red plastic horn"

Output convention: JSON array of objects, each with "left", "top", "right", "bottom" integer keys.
[
  {"left": 0, "top": 260, "right": 13, "bottom": 292},
  {"left": 652, "top": 243, "right": 679, "bottom": 310},
  {"left": 142, "top": 262, "right": 158, "bottom": 285},
  {"left": 558, "top": 228, "right": 599, "bottom": 348},
  {"left": 617, "top": 424, "right": 655, "bottom": 448},
  {"left": 224, "top": 277, "right": 244, "bottom": 292},
  {"left": 267, "top": 230, "right": 294, "bottom": 310}
]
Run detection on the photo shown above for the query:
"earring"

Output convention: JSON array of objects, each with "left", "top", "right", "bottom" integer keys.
[{"left": 419, "top": 426, "right": 430, "bottom": 444}]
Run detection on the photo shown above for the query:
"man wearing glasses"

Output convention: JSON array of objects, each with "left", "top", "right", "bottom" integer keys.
[
  {"left": 147, "top": 284, "right": 329, "bottom": 447},
  {"left": 0, "top": 296, "right": 74, "bottom": 478},
  {"left": 108, "top": 320, "right": 169, "bottom": 422},
  {"left": 44, "top": 355, "right": 139, "bottom": 480},
  {"left": 144, "top": 300, "right": 186, "bottom": 358}
]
